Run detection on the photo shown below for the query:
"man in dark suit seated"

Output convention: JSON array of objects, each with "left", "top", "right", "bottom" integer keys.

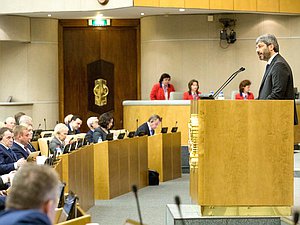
[
  {"left": 19, "top": 123, "right": 36, "bottom": 152},
  {"left": 49, "top": 123, "right": 69, "bottom": 154},
  {"left": 0, "top": 128, "right": 26, "bottom": 175},
  {"left": 0, "top": 163, "right": 60, "bottom": 225},
  {"left": 67, "top": 115, "right": 82, "bottom": 135},
  {"left": 135, "top": 114, "right": 162, "bottom": 136},
  {"left": 11, "top": 125, "right": 32, "bottom": 160},
  {"left": 85, "top": 116, "right": 99, "bottom": 143},
  {"left": 256, "top": 34, "right": 298, "bottom": 124}
]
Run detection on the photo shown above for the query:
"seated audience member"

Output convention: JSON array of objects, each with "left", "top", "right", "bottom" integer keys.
[
  {"left": 18, "top": 115, "right": 33, "bottom": 127},
  {"left": 64, "top": 114, "right": 73, "bottom": 125},
  {"left": 19, "top": 123, "right": 36, "bottom": 152},
  {"left": 0, "top": 163, "right": 60, "bottom": 225},
  {"left": 235, "top": 80, "right": 255, "bottom": 100},
  {"left": 150, "top": 73, "right": 175, "bottom": 100},
  {"left": 67, "top": 115, "right": 82, "bottom": 135},
  {"left": 183, "top": 79, "right": 201, "bottom": 100},
  {"left": 0, "top": 172, "right": 14, "bottom": 191},
  {"left": 11, "top": 125, "right": 32, "bottom": 160},
  {"left": 4, "top": 117, "right": 16, "bottom": 130},
  {"left": 49, "top": 123, "right": 69, "bottom": 154},
  {"left": 93, "top": 112, "right": 114, "bottom": 143},
  {"left": 14, "top": 112, "right": 25, "bottom": 126},
  {"left": 85, "top": 117, "right": 99, "bottom": 143},
  {"left": 0, "top": 128, "right": 26, "bottom": 175},
  {"left": 135, "top": 114, "right": 162, "bottom": 136}
]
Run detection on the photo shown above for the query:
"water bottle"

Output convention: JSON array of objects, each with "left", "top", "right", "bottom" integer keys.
[
  {"left": 98, "top": 136, "right": 102, "bottom": 143},
  {"left": 218, "top": 91, "right": 225, "bottom": 100}
]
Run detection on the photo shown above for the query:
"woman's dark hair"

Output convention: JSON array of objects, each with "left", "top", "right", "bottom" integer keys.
[
  {"left": 188, "top": 79, "right": 199, "bottom": 95},
  {"left": 239, "top": 80, "right": 251, "bottom": 93},
  {"left": 159, "top": 73, "right": 171, "bottom": 84},
  {"left": 99, "top": 112, "right": 114, "bottom": 130}
]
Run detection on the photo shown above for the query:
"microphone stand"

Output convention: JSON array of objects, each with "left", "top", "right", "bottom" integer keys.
[{"left": 212, "top": 67, "right": 245, "bottom": 99}]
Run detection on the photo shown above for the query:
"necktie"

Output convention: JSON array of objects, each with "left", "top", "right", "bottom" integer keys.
[
  {"left": 262, "top": 64, "right": 270, "bottom": 82},
  {"left": 24, "top": 146, "right": 31, "bottom": 154},
  {"left": 8, "top": 148, "right": 17, "bottom": 161}
]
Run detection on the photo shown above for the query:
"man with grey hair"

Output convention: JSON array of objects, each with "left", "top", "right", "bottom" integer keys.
[
  {"left": 85, "top": 116, "right": 99, "bottom": 143},
  {"left": 18, "top": 115, "right": 33, "bottom": 127},
  {"left": 256, "top": 34, "right": 297, "bottom": 124},
  {"left": 4, "top": 117, "right": 16, "bottom": 130},
  {"left": 135, "top": 114, "right": 162, "bottom": 136},
  {"left": 0, "top": 163, "right": 60, "bottom": 225},
  {"left": 49, "top": 123, "right": 69, "bottom": 154}
]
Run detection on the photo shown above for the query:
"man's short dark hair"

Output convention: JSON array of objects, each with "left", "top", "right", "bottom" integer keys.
[
  {"left": 70, "top": 115, "right": 82, "bottom": 122},
  {"left": 148, "top": 114, "right": 162, "bottom": 123}
]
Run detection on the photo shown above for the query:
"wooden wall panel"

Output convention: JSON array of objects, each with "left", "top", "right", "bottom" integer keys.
[
  {"left": 185, "top": 0, "right": 209, "bottom": 9},
  {"left": 210, "top": 0, "right": 234, "bottom": 10},
  {"left": 280, "top": 0, "right": 300, "bottom": 13},
  {"left": 62, "top": 22, "right": 139, "bottom": 131},
  {"left": 234, "top": 0, "right": 256, "bottom": 11},
  {"left": 160, "top": 0, "right": 184, "bottom": 7},
  {"left": 134, "top": 0, "right": 159, "bottom": 7},
  {"left": 257, "top": 0, "right": 279, "bottom": 12}
]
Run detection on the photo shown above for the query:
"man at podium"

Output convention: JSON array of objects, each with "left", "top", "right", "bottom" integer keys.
[{"left": 256, "top": 34, "right": 297, "bottom": 124}]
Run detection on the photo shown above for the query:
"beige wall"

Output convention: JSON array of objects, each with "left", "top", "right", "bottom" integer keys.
[
  {"left": 0, "top": 17, "right": 58, "bottom": 129},
  {"left": 141, "top": 14, "right": 300, "bottom": 99}
]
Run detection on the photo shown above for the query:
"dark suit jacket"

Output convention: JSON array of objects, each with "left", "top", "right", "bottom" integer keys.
[
  {"left": 258, "top": 54, "right": 298, "bottom": 124},
  {"left": 93, "top": 127, "right": 109, "bottom": 143},
  {"left": 85, "top": 130, "right": 94, "bottom": 143},
  {"left": 0, "top": 209, "right": 51, "bottom": 225},
  {"left": 135, "top": 122, "right": 153, "bottom": 136},
  {"left": 0, "top": 144, "right": 17, "bottom": 175},
  {"left": 11, "top": 142, "right": 29, "bottom": 160},
  {"left": 49, "top": 136, "right": 64, "bottom": 154},
  {"left": 27, "top": 142, "right": 36, "bottom": 152},
  {"left": 67, "top": 124, "right": 80, "bottom": 135}
]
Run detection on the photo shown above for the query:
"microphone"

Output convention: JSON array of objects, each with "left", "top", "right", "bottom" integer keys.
[
  {"left": 175, "top": 196, "right": 186, "bottom": 225},
  {"left": 37, "top": 123, "right": 41, "bottom": 130},
  {"left": 294, "top": 211, "right": 299, "bottom": 225},
  {"left": 136, "top": 119, "right": 139, "bottom": 130},
  {"left": 43, "top": 118, "right": 47, "bottom": 130},
  {"left": 212, "top": 67, "right": 246, "bottom": 99},
  {"left": 56, "top": 121, "right": 59, "bottom": 125},
  {"left": 132, "top": 185, "right": 143, "bottom": 225},
  {"left": 174, "top": 121, "right": 178, "bottom": 127}
]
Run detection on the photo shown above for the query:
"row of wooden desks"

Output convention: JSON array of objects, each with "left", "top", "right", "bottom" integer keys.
[{"left": 54, "top": 132, "right": 181, "bottom": 211}]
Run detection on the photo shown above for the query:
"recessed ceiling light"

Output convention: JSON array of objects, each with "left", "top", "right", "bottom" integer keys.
[
  {"left": 179, "top": 8, "right": 185, "bottom": 12},
  {"left": 47, "top": 14, "right": 52, "bottom": 17},
  {"left": 140, "top": 12, "right": 145, "bottom": 16}
]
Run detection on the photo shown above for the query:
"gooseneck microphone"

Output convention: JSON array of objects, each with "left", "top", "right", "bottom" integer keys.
[
  {"left": 294, "top": 211, "right": 299, "bottom": 225},
  {"left": 175, "top": 196, "right": 186, "bottom": 225},
  {"left": 43, "top": 118, "right": 47, "bottom": 130},
  {"left": 174, "top": 121, "right": 178, "bottom": 127},
  {"left": 136, "top": 119, "right": 139, "bottom": 130},
  {"left": 212, "top": 67, "right": 246, "bottom": 99},
  {"left": 132, "top": 185, "right": 143, "bottom": 225},
  {"left": 37, "top": 123, "right": 41, "bottom": 130}
]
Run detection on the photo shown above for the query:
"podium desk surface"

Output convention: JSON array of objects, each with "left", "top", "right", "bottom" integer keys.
[{"left": 123, "top": 100, "right": 190, "bottom": 106}]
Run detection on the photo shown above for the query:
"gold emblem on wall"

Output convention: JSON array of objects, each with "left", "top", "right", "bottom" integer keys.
[{"left": 93, "top": 78, "right": 109, "bottom": 106}]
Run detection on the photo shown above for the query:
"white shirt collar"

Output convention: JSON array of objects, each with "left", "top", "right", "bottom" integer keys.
[
  {"left": 0, "top": 143, "right": 9, "bottom": 150},
  {"left": 14, "top": 141, "right": 25, "bottom": 149},
  {"left": 267, "top": 52, "right": 278, "bottom": 65}
]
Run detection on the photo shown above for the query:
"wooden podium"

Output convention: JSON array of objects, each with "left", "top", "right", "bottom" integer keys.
[
  {"left": 189, "top": 100, "right": 294, "bottom": 216},
  {"left": 148, "top": 133, "right": 181, "bottom": 182}
]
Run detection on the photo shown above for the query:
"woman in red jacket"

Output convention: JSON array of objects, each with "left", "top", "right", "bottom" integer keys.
[
  {"left": 183, "top": 79, "right": 201, "bottom": 100},
  {"left": 235, "top": 79, "right": 255, "bottom": 100},
  {"left": 150, "top": 73, "right": 175, "bottom": 100}
]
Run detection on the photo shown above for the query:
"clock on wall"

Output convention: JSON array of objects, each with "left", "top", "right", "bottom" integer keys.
[{"left": 98, "top": 0, "right": 109, "bottom": 5}]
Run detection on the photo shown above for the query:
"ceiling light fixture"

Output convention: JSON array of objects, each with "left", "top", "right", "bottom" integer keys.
[
  {"left": 140, "top": 12, "right": 145, "bottom": 16},
  {"left": 179, "top": 8, "right": 185, "bottom": 12}
]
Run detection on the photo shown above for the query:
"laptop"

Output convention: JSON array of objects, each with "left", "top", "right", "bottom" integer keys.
[
  {"left": 118, "top": 133, "right": 126, "bottom": 139},
  {"left": 171, "top": 127, "right": 178, "bottom": 133},
  {"left": 161, "top": 127, "right": 168, "bottom": 133},
  {"left": 105, "top": 133, "right": 114, "bottom": 141},
  {"left": 127, "top": 131, "right": 135, "bottom": 138}
]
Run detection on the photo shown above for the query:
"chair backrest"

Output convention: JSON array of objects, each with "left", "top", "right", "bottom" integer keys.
[
  {"left": 41, "top": 131, "right": 54, "bottom": 138},
  {"left": 38, "top": 137, "right": 52, "bottom": 156},
  {"left": 170, "top": 92, "right": 184, "bottom": 100}
]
